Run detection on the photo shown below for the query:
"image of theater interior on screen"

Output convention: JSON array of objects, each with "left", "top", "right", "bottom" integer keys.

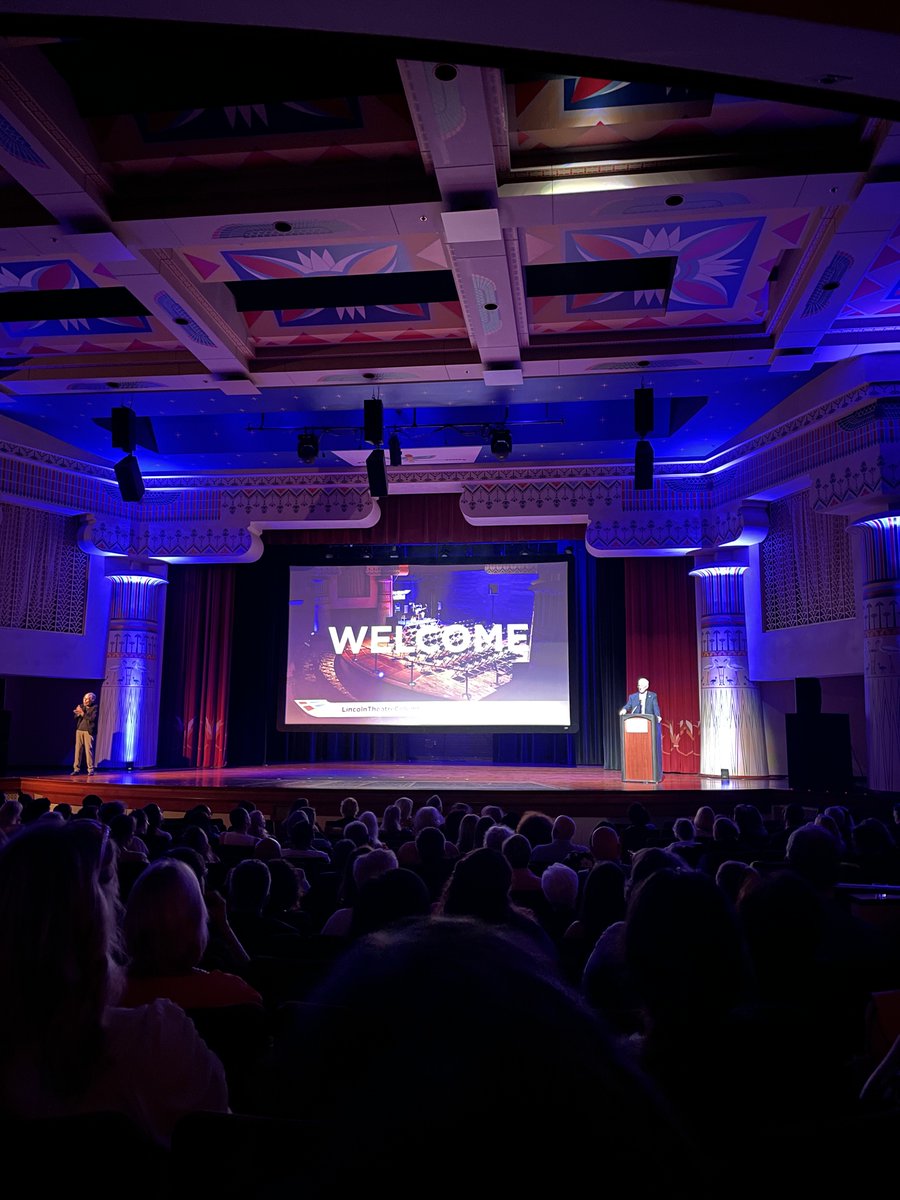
[{"left": 281, "top": 559, "right": 572, "bottom": 730}]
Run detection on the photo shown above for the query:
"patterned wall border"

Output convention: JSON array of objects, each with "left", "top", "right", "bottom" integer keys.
[{"left": 2, "top": 383, "right": 899, "bottom": 560}]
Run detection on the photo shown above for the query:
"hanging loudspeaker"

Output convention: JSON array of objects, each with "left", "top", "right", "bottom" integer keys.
[
  {"left": 634, "top": 387, "right": 654, "bottom": 437},
  {"left": 634, "top": 439, "right": 654, "bottom": 490},
  {"left": 366, "top": 447, "right": 388, "bottom": 497},
  {"left": 111, "top": 406, "right": 137, "bottom": 452},
  {"left": 115, "top": 453, "right": 145, "bottom": 502},
  {"left": 364, "top": 396, "right": 383, "bottom": 445}
]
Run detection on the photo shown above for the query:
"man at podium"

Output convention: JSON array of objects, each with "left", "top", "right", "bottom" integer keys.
[
  {"left": 621, "top": 677, "right": 661, "bottom": 722},
  {"left": 619, "top": 677, "right": 663, "bottom": 782}
]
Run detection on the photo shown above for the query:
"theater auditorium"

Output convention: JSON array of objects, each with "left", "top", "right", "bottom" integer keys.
[{"left": 0, "top": 3, "right": 899, "bottom": 1193}]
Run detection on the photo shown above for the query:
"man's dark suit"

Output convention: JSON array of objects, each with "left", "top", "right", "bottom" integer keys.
[{"left": 624, "top": 690, "right": 661, "bottom": 720}]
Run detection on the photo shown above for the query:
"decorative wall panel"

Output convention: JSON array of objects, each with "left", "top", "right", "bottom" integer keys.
[
  {"left": 0, "top": 502, "right": 87, "bottom": 633},
  {"left": 761, "top": 491, "right": 856, "bottom": 630}
]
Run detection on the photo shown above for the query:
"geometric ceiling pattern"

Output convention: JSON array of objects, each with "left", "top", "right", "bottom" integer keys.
[{"left": 0, "top": 10, "right": 897, "bottom": 481}]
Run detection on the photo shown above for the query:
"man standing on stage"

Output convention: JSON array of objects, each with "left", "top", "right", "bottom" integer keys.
[
  {"left": 72, "top": 692, "right": 99, "bottom": 776},
  {"left": 622, "top": 677, "right": 661, "bottom": 722},
  {"left": 621, "top": 677, "right": 663, "bottom": 781}
]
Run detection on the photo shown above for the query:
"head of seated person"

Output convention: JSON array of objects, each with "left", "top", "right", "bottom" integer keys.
[
  {"left": 786, "top": 823, "right": 841, "bottom": 891},
  {"left": 228, "top": 859, "right": 271, "bottom": 914},
  {"left": 273, "top": 917, "right": 689, "bottom": 1188},
  {"left": 125, "top": 858, "right": 207, "bottom": 977},
  {"left": 350, "top": 869, "right": 430, "bottom": 937},
  {"left": 541, "top": 863, "right": 579, "bottom": 912},
  {"left": 0, "top": 821, "right": 122, "bottom": 1100}
]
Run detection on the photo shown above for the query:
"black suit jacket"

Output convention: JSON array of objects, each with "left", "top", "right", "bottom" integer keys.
[{"left": 625, "top": 691, "right": 661, "bottom": 720}]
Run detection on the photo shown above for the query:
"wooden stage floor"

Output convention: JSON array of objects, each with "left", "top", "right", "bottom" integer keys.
[{"left": 2, "top": 762, "right": 794, "bottom": 822}]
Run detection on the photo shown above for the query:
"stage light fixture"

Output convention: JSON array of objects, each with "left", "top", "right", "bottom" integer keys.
[
  {"left": 297, "top": 432, "right": 319, "bottom": 463},
  {"left": 634, "top": 439, "right": 654, "bottom": 490},
  {"left": 388, "top": 432, "right": 402, "bottom": 466},
  {"left": 490, "top": 427, "right": 513, "bottom": 459}
]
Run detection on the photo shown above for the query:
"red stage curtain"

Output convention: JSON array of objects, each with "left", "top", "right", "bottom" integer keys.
[
  {"left": 167, "top": 565, "right": 235, "bottom": 768},
  {"left": 625, "top": 558, "right": 700, "bottom": 774}
]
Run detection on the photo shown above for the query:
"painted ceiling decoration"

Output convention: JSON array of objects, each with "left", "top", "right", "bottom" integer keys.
[{"left": 0, "top": 14, "right": 896, "bottom": 554}]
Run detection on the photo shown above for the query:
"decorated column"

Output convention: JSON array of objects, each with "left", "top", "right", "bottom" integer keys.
[
  {"left": 690, "top": 560, "right": 768, "bottom": 777},
  {"left": 855, "top": 512, "right": 900, "bottom": 791},
  {"left": 95, "top": 558, "right": 168, "bottom": 769}
]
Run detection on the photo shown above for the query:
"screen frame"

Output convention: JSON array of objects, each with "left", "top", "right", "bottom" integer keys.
[{"left": 275, "top": 551, "right": 579, "bottom": 735}]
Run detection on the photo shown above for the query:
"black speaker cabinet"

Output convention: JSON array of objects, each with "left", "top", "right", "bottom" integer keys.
[
  {"left": 795, "top": 676, "right": 822, "bottom": 716},
  {"left": 364, "top": 396, "right": 383, "bottom": 445},
  {"left": 115, "top": 453, "right": 145, "bottom": 502},
  {"left": 111, "top": 405, "right": 137, "bottom": 452},
  {"left": 785, "top": 712, "right": 852, "bottom": 790},
  {"left": 634, "top": 439, "right": 654, "bottom": 490},
  {"left": 634, "top": 386, "right": 654, "bottom": 436},
  {"left": 365, "top": 447, "right": 388, "bottom": 497}
]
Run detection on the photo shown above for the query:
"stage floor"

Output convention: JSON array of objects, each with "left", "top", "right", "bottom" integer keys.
[{"left": 3, "top": 762, "right": 792, "bottom": 822}]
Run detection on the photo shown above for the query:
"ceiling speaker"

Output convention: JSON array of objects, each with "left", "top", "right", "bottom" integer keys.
[
  {"left": 111, "top": 406, "right": 137, "bottom": 452},
  {"left": 634, "top": 387, "right": 654, "bottom": 437},
  {"left": 366, "top": 447, "right": 388, "bottom": 497},
  {"left": 634, "top": 439, "right": 654, "bottom": 491},
  {"left": 388, "top": 432, "right": 402, "bottom": 466},
  {"left": 364, "top": 396, "right": 383, "bottom": 445},
  {"left": 115, "top": 453, "right": 145, "bottom": 502}
]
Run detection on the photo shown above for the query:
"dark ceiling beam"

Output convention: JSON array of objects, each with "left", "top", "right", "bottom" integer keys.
[
  {"left": 525, "top": 258, "right": 676, "bottom": 299},
  {"left": 107, "top": 163, "right": 441, "bottom": 223},
  {"left": 228, "top": 271, "right": 458, "bottom": 313},
  {"left": 0, "top": 287, "right": 148, "bottom": 321},
  {"left": 508, "top": 131, "right": 873, "bottom": 178}
]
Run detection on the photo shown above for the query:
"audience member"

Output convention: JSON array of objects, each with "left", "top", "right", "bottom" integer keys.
[
  {"left": 0, "top": 823, "right": 226, "bottom": 1145},
  {"left": 531, "top": 814, "right": 589, "bottom": 867}
]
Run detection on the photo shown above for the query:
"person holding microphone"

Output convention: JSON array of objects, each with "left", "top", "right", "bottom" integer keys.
[{"left": 72, "top": 691, "right": 99, "bottom": 776}]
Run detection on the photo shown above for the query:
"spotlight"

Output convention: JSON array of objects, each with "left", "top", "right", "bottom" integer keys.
[
  {"left": 490, "top": 427, "right": 513, "bottom": 459},
  {"left": 297, "top": 432, "right": 319, "bottom": 463},
  {"left": 634, "top": 439, "right": 654, "bottom": 491},
  {"left": 388, "top": 432, "right": 402, "bottom": 466}
]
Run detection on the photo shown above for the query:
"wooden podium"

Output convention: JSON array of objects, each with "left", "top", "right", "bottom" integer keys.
[{"left": 620, "top": 713, "right": 662, "bottom": 783}]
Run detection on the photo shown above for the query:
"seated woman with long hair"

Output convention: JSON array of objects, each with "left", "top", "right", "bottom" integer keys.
[{"left": 0, "top": 822, "right": 228, "bottom": 1144}]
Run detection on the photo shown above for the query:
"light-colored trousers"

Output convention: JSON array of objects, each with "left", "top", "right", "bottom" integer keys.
[{"left": 74, "top": 729, "right": 95, "bottom": 772}]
